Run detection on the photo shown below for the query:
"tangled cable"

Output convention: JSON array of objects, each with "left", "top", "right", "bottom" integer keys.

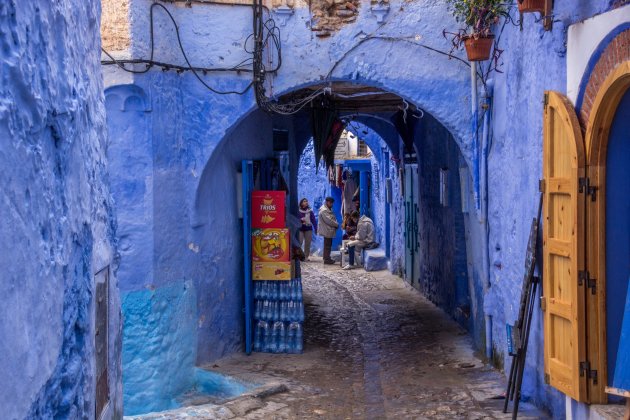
[
  {"left": 251, "top": 0, "right": 327, "bottom": 114},
  {"left": 101, "top": 2, "right": 254, "bottom": 95}
]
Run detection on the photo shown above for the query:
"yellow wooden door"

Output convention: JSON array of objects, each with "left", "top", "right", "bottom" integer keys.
[{"left": 542, "top": 91, "right": 588, "bottom": 402}]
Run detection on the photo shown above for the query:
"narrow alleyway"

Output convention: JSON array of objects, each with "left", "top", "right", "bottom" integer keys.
[{"left": 131, "top": 260, "right": 548, "bottom": 419}]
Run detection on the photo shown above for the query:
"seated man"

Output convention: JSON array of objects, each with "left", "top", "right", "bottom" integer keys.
[{"left": 343, "top": 211, "right": 375, "bottom": 270}]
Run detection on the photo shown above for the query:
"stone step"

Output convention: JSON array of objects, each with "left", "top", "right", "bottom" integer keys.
[{"left": 362, "top": 248, "right": 387, "bottom": 271}]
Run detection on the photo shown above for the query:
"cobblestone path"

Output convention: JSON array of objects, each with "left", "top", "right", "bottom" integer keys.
[{"left": 131, "top": 259, "right": 548, "bottom": 419}]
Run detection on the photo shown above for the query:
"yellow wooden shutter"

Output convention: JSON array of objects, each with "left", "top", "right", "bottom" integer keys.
[{"left": 542, "top": 91, "right": 588, "bottom": 402}]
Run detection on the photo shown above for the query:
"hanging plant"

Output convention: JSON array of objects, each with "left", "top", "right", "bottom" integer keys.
[{"left": 444, "top": 0, "right": 508, "bottom": 61}]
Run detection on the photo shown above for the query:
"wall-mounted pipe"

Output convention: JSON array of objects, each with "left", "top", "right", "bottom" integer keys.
[
  {"left": 470, "top": 62, "right": 480, "bottom": 211},
  {"left": 481, "top": 79, "right": 494, "bottom": 361},
  {"left": 471, "top": 62, "right": 494, "bottom": 361}
]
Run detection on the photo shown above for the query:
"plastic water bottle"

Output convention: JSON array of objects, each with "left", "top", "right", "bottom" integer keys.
[
  {"left": 286, "top": 301, "right": 294, "bottom": 322},
  {"left": 295, "top": 323, "right": 303, "bottom": 353},
  {"left": 287, "top": 322, "right": 297, "bottom": 353},
  {"left": 274, "top": 301, "right": 281, "bottom": 320},
  {"left": 270, "top": 321, "right": 282, "bottom": 353},
  {"left": 275, "top": 321, "right": 287, "bottom": 353},
  {"left": 261, "top": 300, "right": 269, "bottom": 321},
  {"left": 279, "top": 301, "right": 287, "bottom": 321},
  {"left": 254, "top": 321, "right": 266, "bottom": 352},
  {"left": 289, "top": 280, "right": 297, "bottom": 301},
  {"left": 281, "top": 281, "right": 289, "bottom": 300},
  {"left": 254, "top": 300, "right": 261, "bottom": 320},
  {"left": 297, "top": 280, "right": 303, "bottom": 301},
  {"left": 297, "top": 301, "right": 304, "bottom": 322},
  {"left": 263, "top": 320, "right": 273, "bottom": 352}
]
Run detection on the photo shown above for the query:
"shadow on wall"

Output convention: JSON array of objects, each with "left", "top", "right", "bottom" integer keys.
[
  {"left": 192, "top": 109, "right": 274, "bottom": 364},
  {"left": 412, "top": 112, "right": 473, "bottom": 334}
]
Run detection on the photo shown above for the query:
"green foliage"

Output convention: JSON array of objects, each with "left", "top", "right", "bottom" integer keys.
[{"left": 446, "top": 0, "right": 508, "bottom": 37}]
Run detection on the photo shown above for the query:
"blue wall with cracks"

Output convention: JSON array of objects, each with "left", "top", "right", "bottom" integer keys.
[
  {"left": 0, "top": 1, "right": 122, "bottom": 419},
  {"left": 101, "top": 0, "right": 624, "bottom": 416}
]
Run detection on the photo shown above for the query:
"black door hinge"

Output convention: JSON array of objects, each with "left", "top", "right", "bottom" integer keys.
[
  {"left": 579, "top": 177, "right": 598, "bottom": 201},
  {"left": 578, "top": 270, "right": 597, "bottom": 294},
  {"left": 543, "top": 93, "right": 549, "bottom": 109},
  {"left": 539, "top": 179, "right": 546, "bottom": 193},
  {"left": 579, "top": 361, "right": 598, "bottom": 384}
]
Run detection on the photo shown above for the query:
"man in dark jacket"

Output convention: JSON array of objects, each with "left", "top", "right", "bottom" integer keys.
[{"left": 317, "top": 197, "right": 339, "bottom": 265}]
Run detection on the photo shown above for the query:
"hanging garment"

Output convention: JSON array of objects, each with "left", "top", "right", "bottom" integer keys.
[
  {"left": 311, "top": 99, "right": 338, "bottom": 172},
  {"left": 336, "top": 165, "right": 344, "bottom": 189},
  {"left": 342, "top": 176, "right": 358, "bottom": 216},
  {"left": 392, "top": 109, "right": 419, "bottom": 154}
]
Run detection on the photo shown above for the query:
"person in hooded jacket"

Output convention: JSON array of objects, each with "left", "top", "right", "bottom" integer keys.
[
  {"left": 297, "top": 198, "right": 317, "bottom": 261},
  {"left": 342, "top": 210, "right": 375, "bottom": 270},
  {"left": 317, "top": 197, "right": 339, "bottom": 265}
]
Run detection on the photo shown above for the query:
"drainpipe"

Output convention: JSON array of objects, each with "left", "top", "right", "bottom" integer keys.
[
  {"left": 481, "top": 79, "right": 494, "bottom": 362},
  {"left": 471, "top": 62, "right": 480, "bottom": 211},
  {"left": 471, "top": 62, "right": 493, "bottom": 361}
]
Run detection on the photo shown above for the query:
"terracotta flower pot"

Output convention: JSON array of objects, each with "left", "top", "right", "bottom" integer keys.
[
  {"left": 518, "top": 0, "right": 545, "bottom": 13},
  {"left": 463, "top": 35, "right": 494, "bottom": 62}
]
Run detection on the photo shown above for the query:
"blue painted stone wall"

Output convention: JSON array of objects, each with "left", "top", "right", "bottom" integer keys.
[
  {"left": 297, "top": 140, "right": 330, "bottom": 254},
  {"left": 193, "top": 109, "right": 274, "bottom": 363},
  {"left": 487, "top": 1, "right": 614, "bottom": 414},
  {"left": 412, "top": 113, "right": 472, "bottom": 331},
  {"left": 122, "top": 281, "right": 197, "bottom": 415},
  {"left": 0, "top": 1, "right": 122, "bottom": 419},
  {"left": 103, "top": 0, "right": 623, "bottom": 416}
]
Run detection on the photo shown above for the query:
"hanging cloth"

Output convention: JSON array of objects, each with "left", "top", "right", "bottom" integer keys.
[
  {"left": 311, "top": 99, "right": 338, "bottom": 172},
  {"left": 311, "top": 98, "right": 345, "bottom": 172},
  {"left": 342, "top": 175, "right": 358, "bottom": 215},
  {"left": 336, "top": 165, "right": 344, "bottom": 189}
]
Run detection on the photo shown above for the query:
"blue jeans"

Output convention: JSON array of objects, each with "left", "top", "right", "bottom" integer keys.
[{"left": 347, "top": 240, "right": 368, "bottom": 266}]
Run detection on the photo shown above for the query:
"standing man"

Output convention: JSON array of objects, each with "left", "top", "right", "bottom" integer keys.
[
  {"left": 318, "top": 197, "right": 339, "bottom": 265},
  {"left": 343, "top": 211, "right": 375, "bottom": 270}
]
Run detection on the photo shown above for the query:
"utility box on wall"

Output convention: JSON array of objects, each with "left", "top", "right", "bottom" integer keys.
[
  {"left": 95, "top": 266, "right": 110, "bottom": 419},
  {"left": 439, "top": 168, "right": 449, "bottom": 207}
]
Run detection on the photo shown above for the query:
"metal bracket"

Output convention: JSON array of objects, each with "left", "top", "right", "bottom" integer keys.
[
  {"left": 579, "top": 177, "right": 598, "bottom": 201},
  {"left": 580, "top": 361, "right": 598, "bottom": 384},
  {"left": 543, "top": 0, "right": 554, "bottom": 31},
  {"left": 578, "top": 270, "right": 597, "bottom": 294}
]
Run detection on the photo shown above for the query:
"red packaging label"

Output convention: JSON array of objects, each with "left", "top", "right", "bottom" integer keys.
[{"left": 251, "top": 191, "right": 286, "bottom": 228}]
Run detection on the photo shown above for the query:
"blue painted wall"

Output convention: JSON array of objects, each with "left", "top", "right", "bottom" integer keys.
[
  {"left": 122, "top": 281, "right": 197, "bottom": 415},
  {"left": 101, "top": 0, "right": 623, "bottom": 417},
  {"left": 489, "top": 2, "right": 615, "bottom": 414},
  {"left": 410, "top": 113, "right": 472, "bottom": 332},
  {"left": 0, "top": 1, "right": 122, "bottom": 418}
]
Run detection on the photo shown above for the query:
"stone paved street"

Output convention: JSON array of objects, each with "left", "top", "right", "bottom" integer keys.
[{"left": 130, "top": 259, "right": 548, "bottom": 419}]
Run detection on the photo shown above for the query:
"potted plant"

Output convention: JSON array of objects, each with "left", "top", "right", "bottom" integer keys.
[
  {"left": 446, "top": 0, "right": 507, "bottom": 61},
  {"left": 517, "top": 0, "right": 545, "bottom": 14}
]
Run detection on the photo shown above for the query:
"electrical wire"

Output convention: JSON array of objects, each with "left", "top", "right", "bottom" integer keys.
[{"left": 101, "top": 2, "right": 256, "bottom": 94}]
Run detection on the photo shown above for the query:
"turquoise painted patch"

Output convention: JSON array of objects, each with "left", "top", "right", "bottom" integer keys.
[{"left": 122, "top": 281, "right": 198, "bottom": 415}]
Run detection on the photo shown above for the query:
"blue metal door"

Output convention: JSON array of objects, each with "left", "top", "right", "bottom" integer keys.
[{"left": 404, "top": 164, "right": 419, "bottom": 285}]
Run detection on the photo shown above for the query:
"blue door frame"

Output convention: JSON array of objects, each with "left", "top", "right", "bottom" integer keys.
[{"left": 242, "top": 160, "right": 254, "bottom": 355}]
